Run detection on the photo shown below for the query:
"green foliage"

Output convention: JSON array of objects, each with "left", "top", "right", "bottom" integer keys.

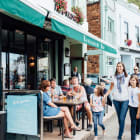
[{"left": 128, "top": 0, "right": 140, "bottom": 9}]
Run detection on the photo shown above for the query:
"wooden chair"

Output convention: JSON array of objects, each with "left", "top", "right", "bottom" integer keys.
[{"left": 40, "top": 91, "right": 64, "bottom": 140}]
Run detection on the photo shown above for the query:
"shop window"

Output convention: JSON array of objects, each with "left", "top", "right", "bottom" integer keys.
[
  {"left": 37, "top": 41, "right": 49, "bottom": 86},
  {"left": 1, "top": 29, "right": 26, "bottom": 90},
  {"left": 10, "top": 53, "right": 25, "bottom": 89},
  {"left": 2, "top": 53, "right": 7, "bottom": 89},
  {"left": 2, "top": 53, "right": 26, "bottom": 90}
]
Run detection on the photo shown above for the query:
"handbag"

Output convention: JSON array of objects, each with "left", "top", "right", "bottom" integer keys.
[{"left": 107, "top": 95, "right": 112, "bottom": 106}]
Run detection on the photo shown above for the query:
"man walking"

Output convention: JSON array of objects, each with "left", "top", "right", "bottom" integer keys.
[{"left": 131, "top": 66, "right": 140, "bottom": 86}]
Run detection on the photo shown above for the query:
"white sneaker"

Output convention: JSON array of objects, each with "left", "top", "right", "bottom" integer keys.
[
  {"left": 136, "top": 135, "right": 140, "bottom": 140},
  {"left": 94, "top": 136, "right": 98, "bottom": 140}
]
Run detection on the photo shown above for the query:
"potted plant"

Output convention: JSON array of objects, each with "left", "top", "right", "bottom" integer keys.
[
  {"left": 124, "top": 39, "right": 132, "bottom": 46},
  {"left": 71, "top": 6, "right": 84, "bottom": 25},
  {"left": 54, "top": 0, "right": 67, "bottom": 12},
  {"left": 137, "top": 42, "right": 140, "bottom": 46}
]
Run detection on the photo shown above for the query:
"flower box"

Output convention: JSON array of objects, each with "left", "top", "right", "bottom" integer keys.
[
  {"left": 124, "top": 39, "right": 132, "bottom": 46},
  {"left": 137, "top": 42, "right": 140, "bottom": 46},
  {"left": 71, "top": 6, "right": 84, "bottom": 25},
  {"left": 54, "top": 0, "right": 67, "bottom": 12}
]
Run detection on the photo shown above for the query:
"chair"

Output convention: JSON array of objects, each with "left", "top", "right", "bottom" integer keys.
[
  {"left": 76, "top": 106, "right": 89, "bottom": 129},
  {"left": 40, "top": 91, "right": 64, "bottom": 140}
]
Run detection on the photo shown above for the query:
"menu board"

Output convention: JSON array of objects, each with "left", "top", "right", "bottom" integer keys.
[{"left": 7, "top": 95, "right": 37, "bottom": 136}]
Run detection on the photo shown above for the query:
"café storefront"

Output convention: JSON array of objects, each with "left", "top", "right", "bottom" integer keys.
[{"left": 0, "top": 3, "right": 65, "bottom": 90}]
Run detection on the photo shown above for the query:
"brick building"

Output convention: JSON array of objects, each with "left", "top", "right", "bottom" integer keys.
[{"left": 87, "top": 0, "right": 117, "bottom": 78}]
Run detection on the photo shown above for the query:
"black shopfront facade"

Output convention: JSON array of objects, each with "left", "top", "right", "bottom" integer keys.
[{"left": 0, "top": 11, "right": 65, "bottom": 90}]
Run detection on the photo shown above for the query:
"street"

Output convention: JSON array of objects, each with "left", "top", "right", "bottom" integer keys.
[{"left": 97, "top": 112, "right": 131, "bottom": 140}]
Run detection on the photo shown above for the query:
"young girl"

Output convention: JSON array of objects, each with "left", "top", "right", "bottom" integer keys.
[
  {"left": 128, "top": 75, "right": 140, "bottom": 140},
  {"left": 90, "top": 85, "right": 105, "bottom": 140}
]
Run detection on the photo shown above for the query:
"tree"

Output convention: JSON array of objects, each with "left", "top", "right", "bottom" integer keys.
[{"left": 128, "top": 0, "right": 140, "bottom": 9}]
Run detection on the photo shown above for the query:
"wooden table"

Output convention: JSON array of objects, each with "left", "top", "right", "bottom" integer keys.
[{"left": 53, "top": 99, "right": 85, "bottom": 135}]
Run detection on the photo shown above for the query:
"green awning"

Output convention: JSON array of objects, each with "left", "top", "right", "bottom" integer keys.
[
  {"left": 51, "top": 19, "right": 117, "bottom": 54},
  {"left": 0, "top": 0, "right": 46, "bottom": 28}
]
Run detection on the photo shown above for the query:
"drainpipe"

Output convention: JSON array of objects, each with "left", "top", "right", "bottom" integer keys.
[
  {"left": 100, "top": 0, "right": 104, "bottom": 40},
  {"left": 104, "top": 4, "right": 108, "bottom": 41}
]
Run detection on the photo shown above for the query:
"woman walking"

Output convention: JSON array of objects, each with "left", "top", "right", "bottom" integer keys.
[
  {"left": 104, "top": 62, "right": 130, "bottom": 140},
  {"left": 128, "top": 75, "right": 140, "bottom": 140}
]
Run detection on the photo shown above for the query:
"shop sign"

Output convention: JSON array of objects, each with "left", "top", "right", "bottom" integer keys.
[{"left": 54, "top": 4, "right": 77, "bottom": 23}]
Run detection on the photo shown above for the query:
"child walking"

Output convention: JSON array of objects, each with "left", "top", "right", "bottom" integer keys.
[
  {"left": 128, "top": 75, "right": 140, "bottom": 140},
  {"left": 90, "top": 85, "right": 105, "bottom": 140}
]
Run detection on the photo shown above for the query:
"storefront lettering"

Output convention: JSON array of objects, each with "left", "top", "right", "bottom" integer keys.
[
  {"left": 13, "top": 100, "right": 30, "bottom": 105},
  {"left": 54, "top": 4, "right": 77, "bottom": 22},
  {"left": 84, "top": 35, "right": 100, "bottom": 48}
]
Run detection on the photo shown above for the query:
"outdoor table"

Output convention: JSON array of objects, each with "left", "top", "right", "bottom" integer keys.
[{"left": 53, "top": 99, "right": 85, "bottom": 135}]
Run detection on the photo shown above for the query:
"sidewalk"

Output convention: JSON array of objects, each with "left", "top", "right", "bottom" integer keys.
[{"left": 44, "top": 105, "right": 115, "bottom": 140}]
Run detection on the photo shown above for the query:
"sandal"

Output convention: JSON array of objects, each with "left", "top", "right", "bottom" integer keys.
[
  {"left": 71, "top": 126, "right": 81, "bottom": 131},
  {"left": 64, "top": 135, "right": 73, "bottom": 139}
]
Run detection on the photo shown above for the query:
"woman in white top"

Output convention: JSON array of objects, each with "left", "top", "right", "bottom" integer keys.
[
  {"left": 128, "top": 75, "right": 140, "bottom": 140},
  {"left": 104, "top": 62, "right": 130, "bottom": 140}
]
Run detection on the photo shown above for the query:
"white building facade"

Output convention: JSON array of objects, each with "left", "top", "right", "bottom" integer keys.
[
  {"left": 116, "top": 0, "right": 140, "bottom": 74},
  {"left": 101, "top": 0, "right": 140, "bottom": 74}
]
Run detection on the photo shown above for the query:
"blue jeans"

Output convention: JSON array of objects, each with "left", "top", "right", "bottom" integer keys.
[
  {"left": 113, "top": 100, "right": 129, "bottom": 140},
  {"left": 129, "top": 106, "right": 140, "bottom": 140},
  {"left": 93, "top": 111, "right": 105, "bottom": 136}
]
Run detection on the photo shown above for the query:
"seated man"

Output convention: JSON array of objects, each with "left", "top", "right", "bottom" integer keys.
[
  {"left": 61, "top": 79, "right": 70, "bottom": 95},
  {"left": 50, "top": 78, "right": 63, "bottom": 100},
  {"left": 67, "top": 76, "right": 93, "bottom": 131},
  {"left": 83, "top": 78, "right": 94, "bottom": 102}
]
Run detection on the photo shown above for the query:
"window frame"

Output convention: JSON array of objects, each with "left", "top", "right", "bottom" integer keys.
[
  {"left": 108, "top": 17, "right": 114, "bottom": 33},
  {"left": 124, "top": 21, "right": 129, "bottom": 40},
  {"left": 135, "top": 26, "right": 139, "bottom": 43}
]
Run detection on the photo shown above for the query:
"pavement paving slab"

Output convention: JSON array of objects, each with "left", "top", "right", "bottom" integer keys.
[{"left": 43, "top": 106, "right": 131, "bottom": 140}]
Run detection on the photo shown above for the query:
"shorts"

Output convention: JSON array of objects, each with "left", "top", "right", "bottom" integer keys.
[{"left": 76, "top": 101, "right": 90, "bottom": 111}]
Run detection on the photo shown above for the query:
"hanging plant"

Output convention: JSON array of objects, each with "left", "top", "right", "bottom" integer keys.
[
  {"left": 71, "top": 6, "right": 84, "bottom": 25},
  {"left": 54, "top": 0, "right": 67, "bottom": 12}
]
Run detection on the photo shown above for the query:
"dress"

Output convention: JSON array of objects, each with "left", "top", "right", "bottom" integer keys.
[{"left": 43, "top": 92, "right": 60, "bottom": 116}]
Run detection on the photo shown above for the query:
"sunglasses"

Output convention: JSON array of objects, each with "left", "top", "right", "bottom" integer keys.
[{"left": 134, "top": 69, "right": 138, "bottom": 70}]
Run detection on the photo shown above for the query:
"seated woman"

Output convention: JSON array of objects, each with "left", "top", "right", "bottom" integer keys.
[{"left": 40, "top": 80, "right": 80, "bottom": 138}]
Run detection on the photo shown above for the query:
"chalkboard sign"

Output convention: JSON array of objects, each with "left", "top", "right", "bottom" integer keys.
[{"left": 7, "top": 95, "right": 37, "bottom": 136}]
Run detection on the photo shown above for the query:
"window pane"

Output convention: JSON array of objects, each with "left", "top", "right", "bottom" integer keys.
[
  {"left": 135, "top": 26, "right": 139, "bottom": 43},
  {"left": 108, "top": 17, "right": 114, "bottom": 32},
  {"left": 37, "top": 42, "right": 49, "bottom": 86},
  {"left": 2, "top": 52, "right": 7, "bottom": 89},
  {"left": 124, "top": 22, "right": 128, "bottom": 33},
  {"left": 124, "top": 22, "right": 129, "bottom": 40},
  {"left": 10, "top": 53, "right": 25, "bottom": 89},
  {"left": 71, "top": 0, "right": 76, "bottom": 7}
]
